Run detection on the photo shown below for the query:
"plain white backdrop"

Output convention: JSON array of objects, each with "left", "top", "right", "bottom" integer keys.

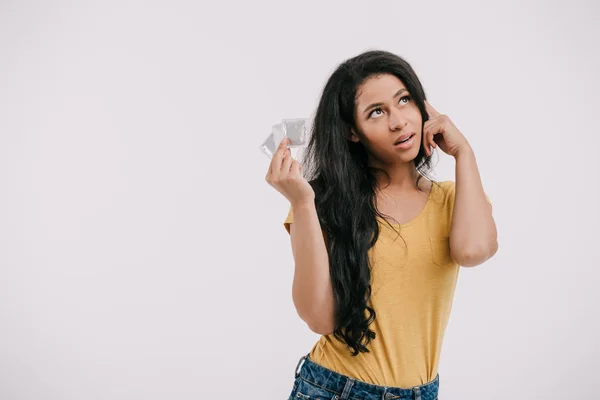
[{"left": 1, "top": 0, "right": 598, "bottom": 399}]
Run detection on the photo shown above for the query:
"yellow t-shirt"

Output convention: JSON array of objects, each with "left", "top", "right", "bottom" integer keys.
[{"left": 283, "top": 180, "right": 491, "bottom": 388}]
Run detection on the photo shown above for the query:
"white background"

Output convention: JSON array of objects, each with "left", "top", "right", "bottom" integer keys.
[{"left": 1, "top": 1, "right": 598, "bottom": 399}]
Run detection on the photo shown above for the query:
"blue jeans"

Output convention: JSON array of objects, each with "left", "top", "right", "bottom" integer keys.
[{"left": 288, "top": 353, "right": 440, "bottom": 400}]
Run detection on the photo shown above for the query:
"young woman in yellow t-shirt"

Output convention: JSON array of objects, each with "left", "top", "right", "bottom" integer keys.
[{"left": 266, "top": 49, "right": 498, "bottom": 400}]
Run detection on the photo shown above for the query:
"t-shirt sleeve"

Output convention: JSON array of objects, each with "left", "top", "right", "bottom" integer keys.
[
  {"left": 283, "top": 204, "right": 329, "bottom": 248},
  {"left": 283, "top": 204, "right": 294, "bottom": 235}
]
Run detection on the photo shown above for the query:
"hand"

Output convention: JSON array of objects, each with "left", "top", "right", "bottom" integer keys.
[
  {"left": 423, "top": 101, "right": 470, "bottom": 158},
  {"left": 265, "top": 137, "right": 315, "bottom": 206}
]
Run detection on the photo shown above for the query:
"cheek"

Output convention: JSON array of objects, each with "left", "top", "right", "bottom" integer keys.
[
  {"left": 359, "top": 123, "right": 381, "bottom": 142},
  {"left": 412, "top": 108, "right": 423, "bottom": 126},
  {"left": 415, "top": 132, "right": 425, "bottom": 149}
]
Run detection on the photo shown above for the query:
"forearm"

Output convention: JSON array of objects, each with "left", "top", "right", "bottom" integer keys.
[
  {"left": 450, "top": 146, "right": 498, "bottom": 266},
  {"left": 290, "top": 202, "right": 335, "bottom": 334}
]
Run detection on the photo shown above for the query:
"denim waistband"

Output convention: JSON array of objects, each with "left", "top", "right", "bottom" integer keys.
[{"left": 294, "top": 353, "right": 439, "bottom": 400}]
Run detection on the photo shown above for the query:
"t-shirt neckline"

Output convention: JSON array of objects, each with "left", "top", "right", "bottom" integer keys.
[{"left": 376, "top": 180, "right": 436, "bottom": 228}]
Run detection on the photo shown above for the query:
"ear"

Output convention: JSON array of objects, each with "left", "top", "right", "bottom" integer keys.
[{"left": 346, "top": 128, "right": 360, "bottom": 143}]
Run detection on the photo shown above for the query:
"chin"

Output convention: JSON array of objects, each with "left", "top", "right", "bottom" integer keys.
[
  {"left": 400, "top": 154, "right": 418, "bottom": 164},
  {"left": 399, "top": 146, "right": 421, "bottom": 163}
]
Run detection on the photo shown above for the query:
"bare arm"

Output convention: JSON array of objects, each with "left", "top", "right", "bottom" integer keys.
[
  {"left": 450, "top": 145, "right": 498, "bottom": 267},
  {"left": 289, "top": 201, "right": 335, "bottom": 335}
]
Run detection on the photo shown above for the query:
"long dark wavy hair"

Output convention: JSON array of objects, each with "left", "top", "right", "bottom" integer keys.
[{"left": 299, "top": 50, "right": 436, "bottom": 356}]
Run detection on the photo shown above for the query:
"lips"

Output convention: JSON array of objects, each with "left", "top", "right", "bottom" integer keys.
[{"left": 394, "top": 133, "right": 415, "bottom": 144}]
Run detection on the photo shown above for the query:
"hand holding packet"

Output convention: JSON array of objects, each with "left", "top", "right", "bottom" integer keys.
[{"left": 259, "top": 118, "right": 309, "bottom": 159}]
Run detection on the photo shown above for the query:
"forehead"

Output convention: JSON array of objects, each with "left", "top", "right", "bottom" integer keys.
[{"left": 355, "top": 74, "right": 407, "bottom": 105}]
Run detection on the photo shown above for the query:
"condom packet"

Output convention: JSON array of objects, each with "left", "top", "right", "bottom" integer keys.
[
  {"left": 281, "top": 118, "right": 309, "bottom": 148},
  {"left": 259, "top": 118, "right": 309, "bottom": 159},
  {"left": 259, "top": 132, "right": 279, "bottom": 159}
]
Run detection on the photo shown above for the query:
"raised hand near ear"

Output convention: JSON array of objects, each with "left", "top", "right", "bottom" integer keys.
[{"left": 423, "top": 101, "right": 470, "bottom": 158}]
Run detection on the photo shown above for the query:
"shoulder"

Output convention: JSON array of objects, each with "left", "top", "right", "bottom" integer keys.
[
  {"left": 434, "top": 180, "right": 455, "bottom": 191},
  {"left": 432, "top": 180, "right": 491, "bottom": 207},
  {"left": 431, "top": 180, "right": 455, "bottom": 199},
  {"left": 428, "top": 180, "right": 457, "bottom": 213}
]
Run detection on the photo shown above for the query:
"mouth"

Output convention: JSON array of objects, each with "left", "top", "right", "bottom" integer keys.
[{"left": 394, "top": 133, "right": 416, "bottom": 147}]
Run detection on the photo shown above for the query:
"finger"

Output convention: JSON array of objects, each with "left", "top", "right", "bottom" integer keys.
[
  {"left": 427, "top": 126, "right": 439, "bottom": 156},
  {"left": 424, "top": 100, "right": 440, "bottom": 119},
  {"left": 422, "top": 126, "right": 434, "bottom": 156},
  {"left": 269, "top": 137, "right": 290, "bottom": 175},
  {"left": 422, "top": 131, "right": 431, "bottom": 156},
  {"left": 278, "top": 137, "right": 290, "bottom": 154},
  {"left": 427, "top": 132, "right": 433, "bottom": 156},
  {"left": 291, "top": 158, "right": 301, "bottom": 177},
  {"left": 430, "top": 129, "right": 437, "bottom": 149},
  {"left": 425, "top": 120, "right": 441, "bottom": 137},
  {"left": 279, "top": 149, "right": 294, "bottom": 177}
]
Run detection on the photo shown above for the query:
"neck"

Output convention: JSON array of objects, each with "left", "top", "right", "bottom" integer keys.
[{"left": 374, "top": 162, "right": 421, "bottom": 192}]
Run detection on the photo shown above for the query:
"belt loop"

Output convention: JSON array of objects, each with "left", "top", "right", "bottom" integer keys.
[
  {"left": 294, "top": 354, "right": 308, "bottom": 378},
  {"left": 339, "top": 376, "right": 355, "bottom": 399},
  {"left": 412, "top": 386, "right": 421, "bottom": 400}
]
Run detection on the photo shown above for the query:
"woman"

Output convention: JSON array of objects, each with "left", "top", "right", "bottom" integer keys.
[{"left": 265, "top": 50, "right": 498, "bottom": 400}]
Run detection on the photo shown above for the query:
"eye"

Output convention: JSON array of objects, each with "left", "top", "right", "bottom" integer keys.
[
  {"left": 399, "top": 95, "right": 412, "bottom": 104},
  {"left": 369, "top": 108, "right": 384, "bottom": 119},
  {"left": 367, "top": 95, "right": 412, "bottom": 119}
]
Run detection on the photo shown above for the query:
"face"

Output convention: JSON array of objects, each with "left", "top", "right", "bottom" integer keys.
[{"left": 350, "top": 74, "right": 423, "bottom": 166}]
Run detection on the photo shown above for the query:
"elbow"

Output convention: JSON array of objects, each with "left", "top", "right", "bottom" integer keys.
[
  {"left": 293, "top": 285, "right": 336, "bottom": 335},
  {"left": 452, "top": 240, "right": 498, "bottom": 267},
  {"left": 304, "top": 308, "right": 335, "bottom": 335},
  {"left": 308, "top": 319, "right": 335, "bottom": 336},
  {"left": 294, "top": 304, "right": 335, "bottom": 335}
]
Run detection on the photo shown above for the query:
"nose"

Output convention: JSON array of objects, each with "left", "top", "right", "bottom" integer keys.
[{"left": 389, "top": 110, "right": 407, "bottom": 131}]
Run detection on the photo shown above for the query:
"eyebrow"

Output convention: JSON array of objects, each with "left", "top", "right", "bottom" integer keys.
[{"left": 362, "top": 88, "right": 409, "bottom": 114}]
